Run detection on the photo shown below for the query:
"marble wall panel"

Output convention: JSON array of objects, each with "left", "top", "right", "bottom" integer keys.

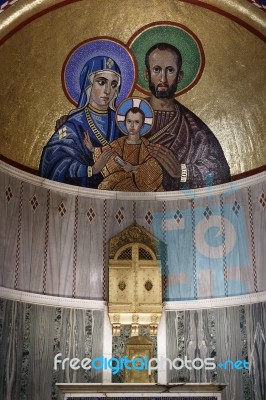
[
  {"left": 52, "top": 308, "right": 102, "bottom": 386},
  {"left": 18, "top": 181, "right": 47, "bottom": 293},
  {"left": 106, "top": 199, "right": 134, "bottom": 241},
  {"left": 194, "top": 195, "right": 225, "bottom": 299},
  {"left": 1, "top": 297, "right": 266, "bottom": 399},
  {"left": 165, "top": 310, "right": 180, "bottom": 383},
  {"left": 245, "top": 302, "right": 266, "bottom": 400},
  {"left": 46, "top": 190, "right": 75, "bottom": 297},
  {"left": 250, "top": 181, "right": 266, "bottom": 293},
  {"left": 0, "top": 169, "right": 265, "bottom": 300},
  {"left": 166, "top": 305, "right": 262, "bottom": 400},
  {"left": 0, "top": 174, "right": 21, "bottom": 288},
  {"left": 214, "top": 307, "right": 246, "bottom": 400},
  {"left": 0, "top": 298, "right": 104, "bottom": 400},
  {"left": 90, "top": 310, "right": 104, "bottom": 383},
  {"left": 75, "top": 197, "right": 104, "bottom": 299},
  {"left": 135, "top": 199, "right": 163, "bottom": 237},
  {"left": 162, "top": 199, "right": 193, "bottom": 301},
  {"left": 26, "top": 304, "right": 56, "bottom": 400},
  {"left": 0, "top": 299, "right": 22, "bottom": 400},
  {"left": 166, "top": 310, "right": 216, "bottom": 385},
  {"left": 222, "top": 185, "right": 255, "bottom": 296},
  {"left": 105, "top": 199, "right": 134, "bottom": 299}
]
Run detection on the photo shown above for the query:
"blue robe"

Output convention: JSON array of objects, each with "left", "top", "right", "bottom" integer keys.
[{"left": 39, "top": 107, "right": 120, "bottom": 188}]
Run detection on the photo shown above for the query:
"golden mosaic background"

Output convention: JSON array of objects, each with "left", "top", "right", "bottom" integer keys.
[{"left": 0, "top": 0, "right": 265, "bottom": 175}]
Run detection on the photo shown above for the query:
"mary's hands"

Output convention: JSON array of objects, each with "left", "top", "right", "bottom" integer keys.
[
  {"left": 148, "top": 143, "right": 181, "bottom": 178},
  {"left": 83, "top": 131, "right": 95, "bottom": 152},
  {"left": 92, "top": 147, "right": 115, "bottom": 174}
]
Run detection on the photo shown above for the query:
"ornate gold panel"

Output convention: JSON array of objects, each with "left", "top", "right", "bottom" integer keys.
[
  {"left": 124, "top": 336, "right": 154, "bottom": 383},
  {"left": 108, "top": 224, "right": 163, "bottom": 336},
  {"left": 109, "top": 224, "right": 160, "bottom": 260}
]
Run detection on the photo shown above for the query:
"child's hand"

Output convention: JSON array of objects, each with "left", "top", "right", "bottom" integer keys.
[{"left": 123, "top": 162, "right": 138, "bottom": 173}]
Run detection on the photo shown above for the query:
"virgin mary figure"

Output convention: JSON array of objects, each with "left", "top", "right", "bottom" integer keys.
[{"left": 39, "top": 56, "right": 122, "bottom": 188}]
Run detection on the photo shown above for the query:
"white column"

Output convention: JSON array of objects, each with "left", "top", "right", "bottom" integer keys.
[
  {"left": 102, "top": 305, "right": 112, "bottom": 383},
  {"left": 157, "top": 307, "right": 167, "bottom": 384}
]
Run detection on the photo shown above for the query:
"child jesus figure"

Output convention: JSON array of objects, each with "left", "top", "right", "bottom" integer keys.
[{"left": 86, "top": 106, "right": 163, "bottom": 192}]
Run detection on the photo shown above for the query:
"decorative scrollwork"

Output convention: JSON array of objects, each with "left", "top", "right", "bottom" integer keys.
[
  {"left": 109, "top": 223, "right": 160, "bottom": 259},
  {"left": 144, "top": 280, "right": 153, "bottom": 291},
  {"left": 118, "top": 280, "right": 126, "bottom": 291}
]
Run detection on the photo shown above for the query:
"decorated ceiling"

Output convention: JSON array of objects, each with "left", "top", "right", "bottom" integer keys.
[{"left": 0, "top": 0, "right": 265, "bottom": 191}]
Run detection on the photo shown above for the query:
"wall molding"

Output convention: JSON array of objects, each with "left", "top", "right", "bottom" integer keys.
[
  {"left": 164, "top": 291, "right": 266, "bottom": 311},
  {"left": 1, "top": 286, "right": 266, "bottom": 310},
  {"left": 1, "top": 160, "right": 265, "bottom": 201},
  {"left": 0, "top": 286, "right": 105, "bottom": 309}
]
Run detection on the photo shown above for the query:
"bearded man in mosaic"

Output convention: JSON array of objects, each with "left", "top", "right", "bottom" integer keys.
[{"left": 145, "top": 43, "right": 231, "bottom": 191}]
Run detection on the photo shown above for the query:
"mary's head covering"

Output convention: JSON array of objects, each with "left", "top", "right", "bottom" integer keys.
[{"left": 77, "top": 56, "right": 121, "bottom": 111}]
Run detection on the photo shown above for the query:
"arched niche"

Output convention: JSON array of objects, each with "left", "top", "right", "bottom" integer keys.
[{"left": 108, "top": 224, "right": 163, "bottom": 336}]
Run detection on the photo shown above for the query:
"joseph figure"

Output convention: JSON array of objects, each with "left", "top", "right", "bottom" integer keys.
[{"left": 145, "top": 43, "right": 231, "bottom": 190}]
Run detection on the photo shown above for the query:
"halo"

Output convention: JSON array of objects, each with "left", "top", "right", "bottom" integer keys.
[
  {"left": 62, "top": 37, "right": 137, "bottom": 107},
  {"left": 116, "top": 97, "right": 154, "bottom": 136},
  {"left": 127, "top": 22, "right": 205, "bottom": 96}
]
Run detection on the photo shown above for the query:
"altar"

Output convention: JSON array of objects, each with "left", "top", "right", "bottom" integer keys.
[{"left": 57, "top": 383, "right": 227, "bottom": 400}]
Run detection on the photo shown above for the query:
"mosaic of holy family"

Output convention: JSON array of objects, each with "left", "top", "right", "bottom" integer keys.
[{"left": 39, "top": 23, "right": 231, "bottom": 192}]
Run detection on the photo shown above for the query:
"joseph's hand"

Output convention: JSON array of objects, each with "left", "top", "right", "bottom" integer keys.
[{"left": 148, "top": 143, "right": 181, "bottom": 178}]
